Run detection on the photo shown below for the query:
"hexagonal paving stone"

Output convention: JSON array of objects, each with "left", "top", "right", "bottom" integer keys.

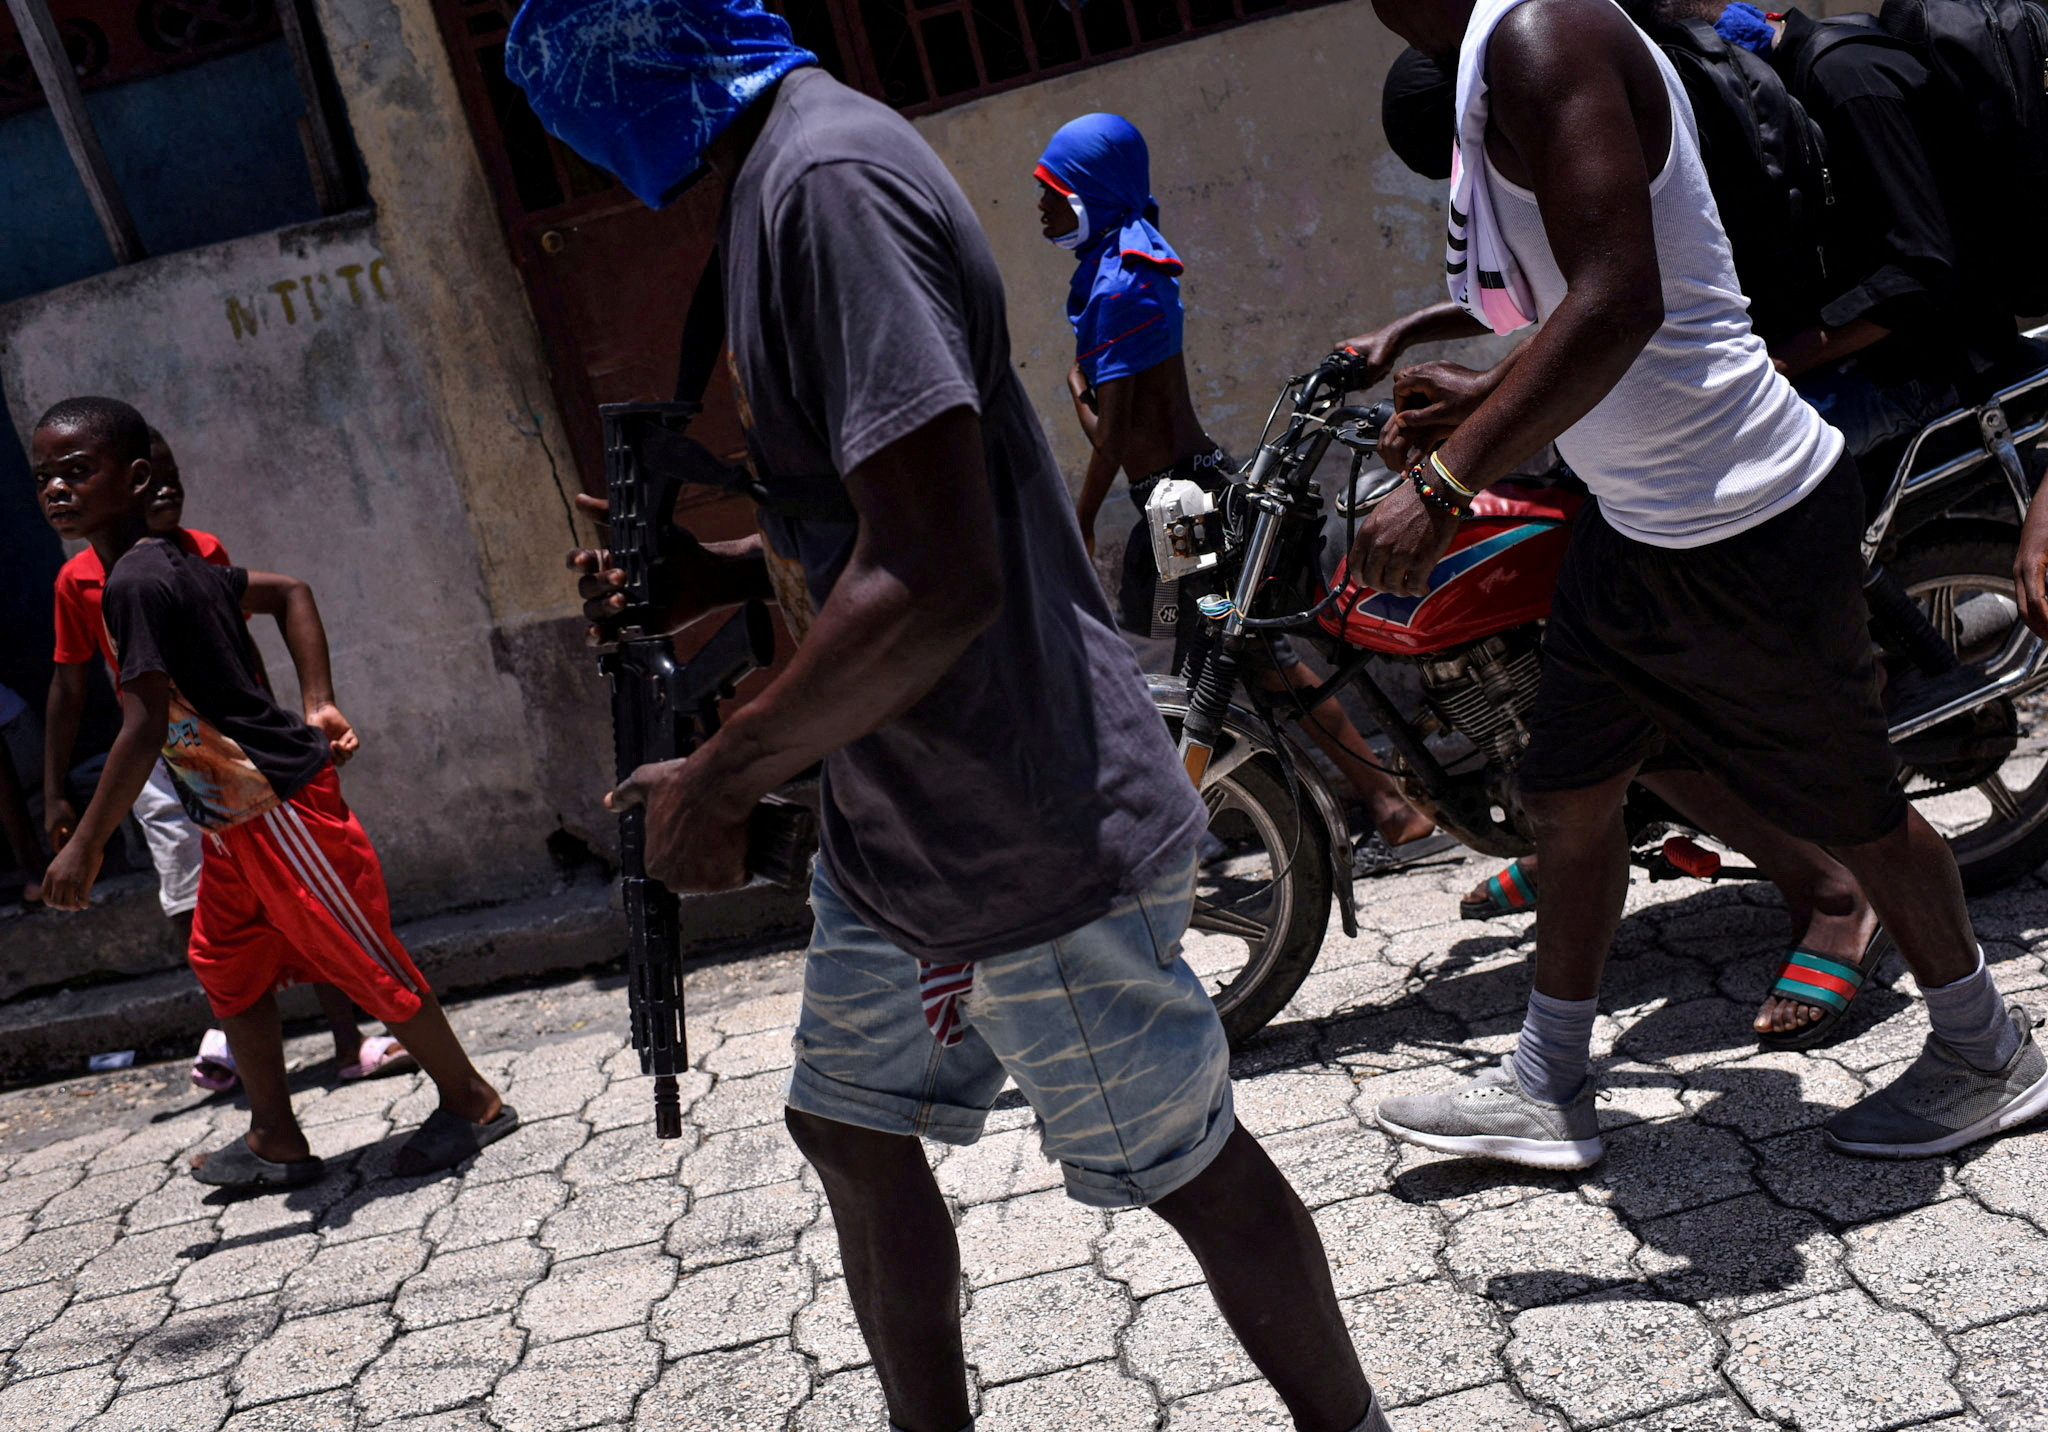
[
  {"left": 1229, "top": 1068, "right": 1363, "bottom": 1136},
  {"left": 1505, "top": 1297, "right": 1719, "bottom": 1426},
  {"left": 1446, "top": 1193, "right": 1639, "bottom": 1308},
  {"left": 121, "top": 1170, "right": 222, "bottom": 1234},
  {"left": 1584, "top": 1120, "right": 1755, "bottom": 1222},
  {"left": 1597, "top": 1397, "right": 1779, "bottom": 1432},
  {"left": 1633, "top": 1192, "right": 1848, "bottom": 1319},
  {"left": 117, "top": 1294, "right": 275, "bottom": 1389},
  {"left": 0, "top": 1217, "right": 121, "bottom": 1292},
  {"left": 1751, "top": 1129, "right": 1960, "bottom": 1224},
  {"left": 933, "top": 1128, "right": 1066, "bottom": 1208},
  {"left": 500, "top": 1065, "right": 608, "bottom": 1123},
  {"left": 0, "top": 1279, "right": 71, "bottom": 1356},
  {"left": 1723, "top": 1289, "right": 1962, "bottom": 1432},
  {"left": 13, "top": 1129, "right": 128, "bottom": 1177},
  {"left": 426, "top": 1171, "right": 565, "bottom": 1252},
  {"left": 486, "top": 1325, "right": 662, "bottom": 1432},
  {"left": 315, "top": 1174, "right": 456, "bottom": 1244},
  {"left": 13, "top": 1287, "right": 170, "bottom": 1376},
  {"left": 1345, "top": 1280, "right": 1507, "bottom": 1407},
  {"left": 1099, "top": 1207, "right": 1205, "bottom": 1296},
  {"left": 170, "top": 1231, "right": 319, "bottom": 1310},
  {"left": 464, "top": 1117, "right": 592, "bottom": 1185},
  {"left": 516, "top": 1243, "right": 677, "bottom": 1344},
  {"left": 792, "top": 1276, "right": 869, "bottom": 1373},
  {"left": 86, "top": 1115, "right": 215, "bottom": 1177},
  {"left": 1683, "top": 1053, "right": 1866, "bottom": 1141},
  {"left": 1950, "top": 1309, "right": 2048, "bottom": 1430},
  {"left": 353, "top": 1312, "right": 526, "bottom": 1423},
  {"left": 962, "top": 1266, "right": 1128, "bottom": 1384},
  {"left": 792, "top": 1367, "right": 888, "bottom": 1432},
  {"left": 635, "top": 1339, "right": 811, "bottom": 1430},
  {"left": 978, "top": 1359, "right": 1157, "bottom": 1431},
  {"left": 955, "top": 1188, "right": 1102, "bottom": 1291},
  {"left": 393, "top": 1237, "right": 549, "bottom": 1330},
  {"left": 1844, "top": 1198, "right": 2048, "bottom": 1332},
  {"left": 1613, "top": 997, "right": 1763, "bottom": 1073},
  {"left": 34, "top": 1164, "right": 166, "bottom": 1230},
  {"left": 689, "top": 1070, "right": 789, "bottom": 1134},
  {"left": 0, "top": 1365, "right": 118, "bottom": 1432},
  {"left": 1958, "top": 1135, "right": 2048, "bottom": 1234},
  {"left": 1395, "top": 1381, "right": 1566, "bottom": 1432},
  {"left": 1259, "top": 1119, "right": 1396, "bottom": 1210},
  {"left": 1123, "top": 1285, "right": 1258, "bottom": 1400},
  {"left": 540, "top": 1179, "right": 685, "bottom": 1261},
  {"left": 86, "top": 1374, "right": 234, "bottom": 1432},
  {"left": 664, "top": 1180, "right": 818, "bottom": 1271},
  {"left": 213, "top": 1387, "right": 354, "bottom": 1431},
  {"left": 0, "top": 1166, "right": 85, "bottom": 1220},
  {"left": 1323, "top": 1005, "right": 1466, "bottom": 1076},
  {"left": 651, "top": 1252, "right": 813, "bottom": 1357},
  {"left": 1163, "top": 1378, "right": 1291, "bottom": 1430},
  {"left": 677, "top": 1126, "right": 803, "bottom": 1197},
  {"left": 230, "top": 1303, "right": 394, "bottom": 1407},
  {"left": 278, "top": 1227, "right": 428, "bottom": 1315}
]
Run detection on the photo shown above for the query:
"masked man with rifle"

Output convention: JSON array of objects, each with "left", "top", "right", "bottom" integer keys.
[{"left": 513, "top": 5, "right": 1389, "bottom": 1430}]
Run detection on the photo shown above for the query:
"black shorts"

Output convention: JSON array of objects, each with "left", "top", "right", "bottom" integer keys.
[{"left": 1517, "top": 454, "right": 1906, "bottom": 848}]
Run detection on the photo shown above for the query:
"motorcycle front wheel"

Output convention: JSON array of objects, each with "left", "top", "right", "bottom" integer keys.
[
  {"left": 1179, "top": 754, "right": 1334, "bottom": 1046},
  {"left": 1888, "top": 533, "right": 2048, "bottom": 893}
]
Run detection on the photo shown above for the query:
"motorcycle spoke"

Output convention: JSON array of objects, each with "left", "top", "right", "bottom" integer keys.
[
  {"left": 1977, "top": 772, "right": 2026, "bottom": 823},
  {"left": 1926, "top": 586, "right": 1960, "bottom": 654},
  {"left": 1192, "top": 902, "right": 1271, "bottom": 941}
]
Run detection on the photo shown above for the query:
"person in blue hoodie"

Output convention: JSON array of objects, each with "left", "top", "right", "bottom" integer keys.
[{"left": 1037, "top": 114, "right": 1440, "bottom": 869}]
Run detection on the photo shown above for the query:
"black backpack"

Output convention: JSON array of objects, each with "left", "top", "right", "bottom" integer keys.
[
  {"left": 1654, "top": 18, "right": 1834, "bottom": 342},
  {"left": 1877, "top": 0, "right": 2048, "bottom": 316}
]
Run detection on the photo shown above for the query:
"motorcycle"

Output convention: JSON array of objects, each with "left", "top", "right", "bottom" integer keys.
[{"left": 1156, "top": 331, "right": 2048, "bottom": 1046}]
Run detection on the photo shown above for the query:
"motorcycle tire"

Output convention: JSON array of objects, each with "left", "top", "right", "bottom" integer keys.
[
  {"left": 1184, "top": 754, "right": 1334, "bottom": 1047},
  {"left": 1886, "top": 532, "right": 2048, "bottom": 894}
]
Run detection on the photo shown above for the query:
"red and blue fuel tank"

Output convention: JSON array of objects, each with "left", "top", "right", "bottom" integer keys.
[{"left": 1315, "top": 482, "right": 1583, "bottom": 655}]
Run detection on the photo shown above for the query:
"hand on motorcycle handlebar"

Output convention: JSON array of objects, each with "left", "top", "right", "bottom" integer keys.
[
  {"left": 1332, "top": 325, "right": 1403, "bottom": 389},
  {"left": 1348, "top": 476, "right": 1462, "bottom": 598},
  {"left": 1379, "top": 361, "right": 1501, "bottom": 470},
  {"left": 2016, "top": 487, "right": 2048, "bottom": 641}
]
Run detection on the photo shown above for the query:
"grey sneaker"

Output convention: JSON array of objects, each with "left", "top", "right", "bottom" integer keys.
[
  {"left": 1824, "top": 1002, "right": 2048, "bottom": 1158},
  {"left": 1374, "top": 1057, "right": 1604, "bottom": 1170}
]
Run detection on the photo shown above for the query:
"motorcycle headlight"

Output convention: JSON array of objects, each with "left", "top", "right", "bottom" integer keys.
[{"left": 1145, "top": 477, "right": 1225, "bottom": 580}]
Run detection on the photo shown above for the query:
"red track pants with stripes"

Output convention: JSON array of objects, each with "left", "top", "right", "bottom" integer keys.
[{"left": 188, "top": 764, "right": 427, "bottom": 1023}]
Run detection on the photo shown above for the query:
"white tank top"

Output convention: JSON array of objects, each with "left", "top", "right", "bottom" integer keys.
[{"left": 1483, "top": 19, "right": 1843, "bottom": 548}]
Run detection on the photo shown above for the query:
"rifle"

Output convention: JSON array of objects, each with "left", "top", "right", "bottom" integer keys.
[{"left": 599, "top": 400, "right": 817, "bottom": 1139}]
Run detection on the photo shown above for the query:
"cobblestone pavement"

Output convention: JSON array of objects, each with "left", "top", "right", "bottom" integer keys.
[{"left": 4, "top": 854, "right": 2048, "bottom": 1432}]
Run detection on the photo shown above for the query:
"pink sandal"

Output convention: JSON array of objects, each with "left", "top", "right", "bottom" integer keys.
[
  {"left": 339, "top": 1035, "right": 417, "bottom": 1081},
  {"left": 190, "top": 1029, "right": 238, "bottom": 1093}
]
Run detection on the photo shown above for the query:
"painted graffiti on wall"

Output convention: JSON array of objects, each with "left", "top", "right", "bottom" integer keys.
[{"left": 225, "top": 259, "right": 394, "bottom": 339}]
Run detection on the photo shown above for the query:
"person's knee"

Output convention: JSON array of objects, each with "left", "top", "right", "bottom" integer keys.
[
  {"left": 785, "top": 1106, "right": 914, "bottom": 1182},
  {"left": 1522, "top": 780, "right": 1627, "bottom": 845}
]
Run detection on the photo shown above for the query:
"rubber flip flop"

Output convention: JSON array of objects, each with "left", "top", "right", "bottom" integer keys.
[
  {"left": 339, "top": 1035, "right": 418, "bottom": 1081},
  {"left": 191, "top": 1140, "right": 326, "bottom": 1190},
  {"left": 392, "top": 1104, "right": 520, "bottom": 1177},
  {"left": 190, "top": 1028, "right": 239, "bottom": 1094},
  {"left": 1757, "top": 926, "right": 1895, "bottom": 1052},
  {"left": 1460, "top": 859, "right": 1537, "bottom": 920}
]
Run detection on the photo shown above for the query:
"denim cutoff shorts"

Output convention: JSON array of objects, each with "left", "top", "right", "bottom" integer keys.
[{"left": 784, "top": 854, "right": 1233, "bottom": 1208}]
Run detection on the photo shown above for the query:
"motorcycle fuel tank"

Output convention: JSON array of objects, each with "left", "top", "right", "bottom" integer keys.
[{"left": 1316, "top": 485, "right": 1581, "bottom": 656}]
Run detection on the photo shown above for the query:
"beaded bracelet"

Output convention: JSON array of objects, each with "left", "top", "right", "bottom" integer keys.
[
  {"left": 1410, "top": 461, "right": 1471, "bottom": 517},
  {"left": 1429, "top": 450, "right": 1477, "bottom": 501}
]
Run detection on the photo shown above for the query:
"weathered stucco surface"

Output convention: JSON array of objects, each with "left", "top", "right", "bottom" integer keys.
[
  {"left": 0, "top": 214, "right": 563, "bottom": 917},
  {"left": 913, "top": 1, "right": 1519, "bottom": 488}
]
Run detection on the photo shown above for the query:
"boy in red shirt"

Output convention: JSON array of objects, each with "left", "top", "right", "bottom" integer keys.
[
  {"left": 43, "top": 431, "right": 408, "bottom": 1087},
  {"left": 35, "top": 397, "right": 514, "bottom": 1187}
]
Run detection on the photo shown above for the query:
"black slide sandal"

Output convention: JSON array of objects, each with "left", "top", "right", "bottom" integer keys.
[
  {"left": 1756, "top": 927, "right": 1894, "bottom": 1052},
  {"left": 393, "top": 1104, "right": 520, "bottom": 1176},
  {"left": 190, "top": 1141, "right": 326, "bottom": 1190}
]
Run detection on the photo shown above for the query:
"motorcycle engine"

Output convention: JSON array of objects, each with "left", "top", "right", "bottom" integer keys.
[{"left": 1416, "top": 628, "right": 1547, "bottom": 766}]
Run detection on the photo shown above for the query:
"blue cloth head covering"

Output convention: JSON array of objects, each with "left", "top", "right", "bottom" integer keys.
[
  {"left": 1715, "top": 3, "right": 1777, "bottom": 53},
  {"left": 1035, "top": 115, "right": 1186, "bottom": 385},
  {"left": 505, "top": 0, "right": 815, "bottom": 208}
]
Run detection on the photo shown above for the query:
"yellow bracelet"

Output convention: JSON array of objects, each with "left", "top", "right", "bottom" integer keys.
[{"left": 1430, "top": 450, "right": 1477, "bottom": 500}]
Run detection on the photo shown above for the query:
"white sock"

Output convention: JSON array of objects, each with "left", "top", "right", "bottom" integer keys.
[
  {"left": 1921, "top": 948, "right": 2021, "bottom": 1072},
  {"left": 1511, "top": 988, "right": 1599, "bottom": 1104}
]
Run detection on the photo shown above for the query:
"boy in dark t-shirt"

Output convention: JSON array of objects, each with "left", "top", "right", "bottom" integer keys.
[{"left": 33, "top": 397, "right": 515, "bottom": 1189}]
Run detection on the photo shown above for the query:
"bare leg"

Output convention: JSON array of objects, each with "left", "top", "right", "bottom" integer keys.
[
  {"left": 314, "top": 986, "right": 365, "bottom": 1065},
  {"left": 1636, "top": 770, "right": 1880, "bottom": 1034},
  {"left": 1527, "top": 769, "right": 1639, "bottom": 1001},
  {"left": 1150, "top": 1125, "right": 1373, "bottom": 1432},
  {"left": 785, "top": 1109, "right": 971, "bottom": 1432},
  {"left": 1258, "top": 661, "right": 1434, "bottom": 844},
  {"left": 213, "top": 992, "right": 310, "bottom": 1163},
  {"left": 385, "top": 989, "right": 500, "bottom": 1125},
  {"left": 1825, "top": 810, "right": 1977, "bottom": 992}
]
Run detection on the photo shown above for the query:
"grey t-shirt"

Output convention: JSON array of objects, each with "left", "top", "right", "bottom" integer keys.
[{"left": 719, "top": 67, "right": 1204, "bottom": 963}]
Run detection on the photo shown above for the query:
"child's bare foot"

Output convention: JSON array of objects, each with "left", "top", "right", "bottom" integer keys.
[{"left": 1370, "top": 795, "right": 1436, "bottom": 846}]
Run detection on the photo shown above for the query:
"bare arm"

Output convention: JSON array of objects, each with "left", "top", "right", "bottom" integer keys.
[
  {"left": 1771, "top": 317, "right": 1891, "bottom": 379},
  {"left": 40, "top": 673, "right": 169, "bottom": 909},
  {"left": 41, "top": 661, "right": 88, "bottom": 846},
  {"left": 1352, "top": 0, "right": 1667, "bottom": 594},
  {"left": 1338, "top": 300, "right": 1491, "bottom": 386},
  {"left": 608, "top": 405, "right": 1003, "bottom": 891},
  {"left": 1073, "top": 374, "right": 1137, "bottom": 556},
  {"left": 240, "top": 571, "right": 358, "bottom": 762}
]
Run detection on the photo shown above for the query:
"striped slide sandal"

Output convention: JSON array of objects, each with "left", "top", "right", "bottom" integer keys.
[
  {"left": 1756, "top": 926, "right": 1894, "bottom": 1052},
  {"left": 1460, "top": 859, "right": 1537, "bottom": 920}
]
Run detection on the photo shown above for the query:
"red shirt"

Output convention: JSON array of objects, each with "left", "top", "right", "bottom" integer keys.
[{"left": 54, "top": 528, "right": 230, "bottom": 678}]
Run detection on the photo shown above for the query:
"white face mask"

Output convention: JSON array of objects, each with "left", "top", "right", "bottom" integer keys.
[{"left": 1053, "top": 193, "right": 1090, "bottom": 251}]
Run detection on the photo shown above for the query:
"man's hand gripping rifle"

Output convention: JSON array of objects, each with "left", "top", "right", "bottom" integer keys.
[{"left": 599, "top": 402, "right": 816, "bottom": 1139}]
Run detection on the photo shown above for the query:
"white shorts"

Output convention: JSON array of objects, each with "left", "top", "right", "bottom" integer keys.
[{"left": 132, "top": 761, "right": 202, "bottom": 917}]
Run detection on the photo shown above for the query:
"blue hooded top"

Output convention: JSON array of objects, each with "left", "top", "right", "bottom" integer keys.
[
  {"left": 1035, "top": 114, "right": 1186, "bottom": 387},
  {"left": 504, "top": 0, "right": 815, "bottom": 209}
]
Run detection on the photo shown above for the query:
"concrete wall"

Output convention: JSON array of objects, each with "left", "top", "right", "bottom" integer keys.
[
  {"left": 913, "top": 1, "right": 1519, "bottom": 490},
  {"left": 0, "top": 213, "right": 568, "bottom": 918}
]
